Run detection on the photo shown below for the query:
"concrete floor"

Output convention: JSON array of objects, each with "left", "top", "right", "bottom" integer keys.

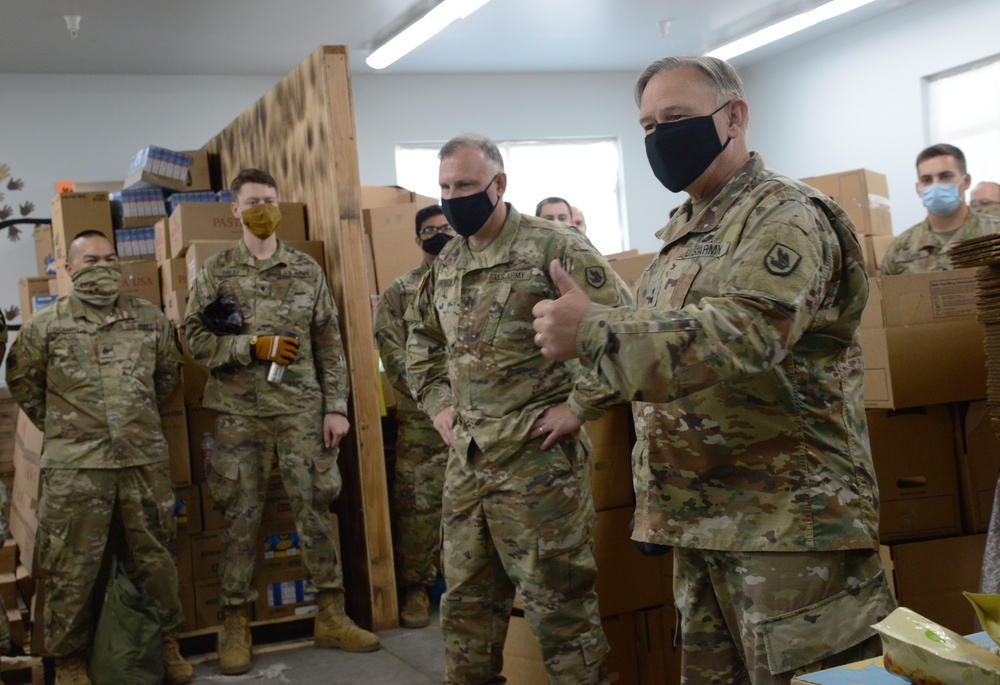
[{"left": 185, "top": 608, "right": 446, "bottom": 685}]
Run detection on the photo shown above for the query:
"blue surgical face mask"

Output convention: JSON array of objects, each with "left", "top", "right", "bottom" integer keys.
[{"left": 921, "top": 183, "right": 962, "bottom": 217}]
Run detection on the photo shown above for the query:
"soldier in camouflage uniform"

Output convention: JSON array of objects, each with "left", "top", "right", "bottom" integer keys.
[
  {"left": 532, "top": 57, "right": 896, "bottom": 685},
  {"left": 881, "top": 144, "right": 1000, "bottom": 275},
  {"left": 405, "top": 134, "right": 633, "bottom": 685},
  {"left": 5, "top": 231, "right": 192, "bottom": 685},
  {"left": 374, "top": 204, "right": 454, "bottom": 629},
  {"left": 184, "top": 168, "right": 378, "bottom": 676},
  {"left": 971, "top": 181, "right": 1000, "bottom": 217}
]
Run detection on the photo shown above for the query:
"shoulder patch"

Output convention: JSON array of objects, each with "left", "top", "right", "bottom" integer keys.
[
  {"left": 764, "top": 243, "right": 802, "bottom": 276},
  {"left": 584, "top": 266, "right": 606, "bottom": 289}
]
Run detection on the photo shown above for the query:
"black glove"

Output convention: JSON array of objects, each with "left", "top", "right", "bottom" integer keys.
[
  {"left": 198, "top": 294, "right": 244, "bottom": 336},
  {"left": 629, "top": 514, "right": 671, "bottom": 557}
]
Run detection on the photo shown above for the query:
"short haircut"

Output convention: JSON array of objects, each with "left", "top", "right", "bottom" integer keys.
[
  {"left": 634, "top": 55, "right": 745, "bottom": 107},
  {"left": 230, "top": 168, "right": 277, "bottom": 196},
  {"left": 535, "top": 197, "right": 572, "bottom": 218},
  {"left": 67, "top": 230, "right": 114, "bottom": 262},
  {"left": 415, "top": 204, "right": 444, "bottom": 236},
  {"left": 438, "top": 133, "right": 505, "bottom": 174},
  {"left": 916, "top": 144, "right": 967, "bottom": 174}
]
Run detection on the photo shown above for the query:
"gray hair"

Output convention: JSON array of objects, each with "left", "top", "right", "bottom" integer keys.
[
  {"left": 438, "top": 133, "right": 505, "bottom": 173},
  {"left": 634, "top": 56, "right": 745, "bottom": 107}
]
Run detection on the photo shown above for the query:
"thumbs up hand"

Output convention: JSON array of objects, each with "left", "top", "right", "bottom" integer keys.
[{"left": 532, "top": 259, "right": 593, "bottom": 361}]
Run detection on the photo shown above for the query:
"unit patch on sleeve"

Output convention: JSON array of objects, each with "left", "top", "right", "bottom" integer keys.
[
  {"left": 764, "top": 243, "right": 802, "bottom": 276},
  {"left": 585, "top": 266, "right": 607, "bottom": 289}
]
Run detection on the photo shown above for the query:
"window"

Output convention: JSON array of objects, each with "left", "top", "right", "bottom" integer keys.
[
  {"left": 927, "top": 55, "right": 1000, "bottom": 189},
  {"left": 395, "top": 138, "right": 626, "bottom": 255}
]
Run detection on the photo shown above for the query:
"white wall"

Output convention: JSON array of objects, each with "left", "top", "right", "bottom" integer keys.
[{"left": 742, "top": 0, "right": 1000, "bottom": 235}]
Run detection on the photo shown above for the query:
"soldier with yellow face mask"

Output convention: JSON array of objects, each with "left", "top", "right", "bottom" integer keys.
[{"left": 185, "top": 169, "right": 379, "bottom": 676}]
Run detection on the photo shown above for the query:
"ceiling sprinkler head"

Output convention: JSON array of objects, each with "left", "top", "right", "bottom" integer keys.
[{"left": 64, "top": 15, "right": 81, "bottom": 39}]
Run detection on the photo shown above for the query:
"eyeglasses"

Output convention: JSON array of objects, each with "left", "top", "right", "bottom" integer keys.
[{"left": 419, "top": 224, "right": 455, "bottom": 238}]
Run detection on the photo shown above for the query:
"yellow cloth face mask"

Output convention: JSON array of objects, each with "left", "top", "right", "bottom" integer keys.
[{"left": 242, "top": 204, "right": 282, "bottom": 239}]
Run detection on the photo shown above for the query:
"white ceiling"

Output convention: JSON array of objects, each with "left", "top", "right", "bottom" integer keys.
[{"left": 0, "top": 0, "right": 914, "bottom": 77}]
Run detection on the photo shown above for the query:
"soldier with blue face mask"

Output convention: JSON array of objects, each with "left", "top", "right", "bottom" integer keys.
[{"left": 880, "top": 143, "right": 1000, "bottom": 275}]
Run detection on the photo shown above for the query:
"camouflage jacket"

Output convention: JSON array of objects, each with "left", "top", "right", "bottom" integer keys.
[
  {"left": 880, "top": 209, "right": 1000, "bottom": 275},
  {"left": 5, "top": 292, "right": 181, "bottom": 469},
  {"left": 375, "top": 261, "right": 429, "bottom": 414},
  {"left": 406, "top": 205, "right": 632, "bottom": 462},
  {"left": 0, "top": 311, "right": 6, "bottom": 360},
  {"left": 577, "top": 154, "right": 880, "bottom": 553},
  {"left": 184, "top": 238, "right": 348, "bottom": 417}
]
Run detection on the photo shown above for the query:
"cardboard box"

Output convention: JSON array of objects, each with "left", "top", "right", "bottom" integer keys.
[
  {"left": 609, "top": 252, "right": 655, "bottom": 293},
  {"left": 866, "top": 405, "right": 962, "bottom": 542},
  {"left": 159, "top": 256, "right": 188, "bottom": 303},
  {"left": 17, "top": 277, "right": 56, "bottom": 322},
  {"left": 169, "top": 202, "right": 306, "bottom": 258},
  {"left": 585, "top": 405, "right": 635, "bottom": 512},
  {"left": 858, "top": 233, "right": 895, "bottom": 275},
  {"left": 253, "top": 565, "right": 318, "bottom": 621},
  {"left": 635, "top": 605, "right": 681, "bottom": 685},
  {"left": 186, "top": 407, "right": 218, "bottom": 483},
  {"left": 178, "top": 580, "right": 197, "bottom": 634},
  {"left": 0, "top": 539, "right": 16, "bottom": 576},
  {"left": 0, "top": 388, "right": 18, "bottom": 434},
  {"left": 165, "top": 289, "right": 187, "bottom": 324},
  {"left": 193, "top": 576, "right": 254, "bottom": 629},
  {"left": 801, "top": 169, "right": 893, "bottom": 236},
  {"left": 154, "top": 216, "right": 171, "bottom": 264},
  {"left": 9, "top": 411, "right": 43, "bottom": 576},
  {"left": 256, "top": 519, "right": 304, "bottom": 573},
  {"left": 190, "top": 529, "right": 223, "bottom": 581},
  {"left": 124, "top": 147, "right": 213, "bottom": 193},
  {"left": 880, "top": 534, "right": 986, "bottom": 635},
  {"left": 955, "top": 400, "right": 1000, "bottom": 534},
  {"left": 361, "top": 185, "right": 414, "bottom": 208},
  {"left": 594, "top": 506, "right": 671, "bottom": 617},
  {"left": 863, "top": 269, "right": 979, "bottom": 330},
  {"left": 121, "top": 259, "right": 161, "bottom": 306},
  {"left": 171, "top": 533, "right": 193, "bottom": 589},
  {"left": 51, "top": 192, "right": 114, "bottom": 260},
  {"left": 160, "top": 383, "right": 191, "bottom": 486},
  {"left": 363, "top": 204, "right": 424, "bottom": 294},
  {"left": 861, "top": 320, "right": 986, "bottom": 409},
  {"left": 34, "top": 224, "right": 55, "bottom": 277},
  {"left": 174, "top": 484, "right": 202, "bottom": 535}
]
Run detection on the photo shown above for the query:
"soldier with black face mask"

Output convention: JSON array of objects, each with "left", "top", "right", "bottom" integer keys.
[{"left": 373, "top": 204, "right": 454, "bottom": 629}]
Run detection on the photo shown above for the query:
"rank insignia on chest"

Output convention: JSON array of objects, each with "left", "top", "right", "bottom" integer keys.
[
  {"left": 764, "top": 243, "right": 802, "bottom": 276},
  {"left": 585, "top": 266, "right": 606, "bottom": 289}
]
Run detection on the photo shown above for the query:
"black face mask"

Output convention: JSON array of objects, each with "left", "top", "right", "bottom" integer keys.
[
  {"left": 421, "top": 232, "right": 453, "bottom": 256},
  {"left": 441, "top": 175, "right": 499, "bottom": 237},
  {"left": 645, "top": 101, "right": 731, "bottom": 193}
]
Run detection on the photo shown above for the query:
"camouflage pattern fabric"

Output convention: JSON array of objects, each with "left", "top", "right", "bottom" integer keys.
[
  {"left": 880, "top": 209, "right": 1000, "bottom": 275},
  {"left": 36, "top": 463, "right": 182, "bottom": 656},
  {"left": 184, "top": 238, "right": 348, "bottom": 417},
  {"left": 406, "top": 207, "right": 631, "bottom": 684},
  {"left": 6, "top": 292, "right": 182, "bottom": 468},
  {"left": 442, "top": 437, "right": 606, "bottom": 685},
  {"left": 674, "top": 547, "right": 894, "bottom": 684},
  {"left": 207, "top": 411, "right": 344, "bottom": 606},
  {"left": 574, "top": 153, "right": 893, "bottom": 681},
  {"left": 0, "top": 312, "right": 8, "bottom": 652},
  {"left": 375, "top": 263, "right": 448, "bottom": 590}
]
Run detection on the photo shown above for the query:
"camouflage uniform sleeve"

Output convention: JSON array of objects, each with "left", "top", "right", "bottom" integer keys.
[
  {"left": 4, "top": 319, "right": 49, "bottom": 431},
  {"left": 374, "top": 278, "right": 412, "bottom": 398},
  {"left": 578, "top": 201, "right": 828, "bottom": 403},
  {"left": 311, "top": 269, "right": 349, "bottom": 416},
  {"left": 183, "top": 258, "right": 254, "bottom": 370},
  {"left": 563, "top": 240, "right": 634, "bottom": 420},
  {"left": 0, "top": 313, "right": 7, "bottom": 360},
  {"left": 153, "top": 309, "right": 183, "bottom": 408},
  {"left": 404, "top": 270, "right": 451, "bottom": 420}
]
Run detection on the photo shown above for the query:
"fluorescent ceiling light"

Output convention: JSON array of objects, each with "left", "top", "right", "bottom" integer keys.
[
  {"left": 706, "top": 0, "right": 877, "bottom": 61},
  {"left": 366, "top": 0, "right": 491, "bottom": 70}
]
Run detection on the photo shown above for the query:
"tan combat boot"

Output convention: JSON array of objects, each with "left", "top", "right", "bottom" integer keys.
[
  {"left": 163, "top": 630, "right": 194, "bottom": 684},
  {"left": 399, "top": 586, "right": 431, "bottom": 629},
  {"left": 314, "top": 590, "right": 381, "bottom": 652},
  {"left": 54, "top": 654, "right": 91, "bottom": 685},
  {"left": 217, "top": 605, "right": 252, "bottom": 675}
]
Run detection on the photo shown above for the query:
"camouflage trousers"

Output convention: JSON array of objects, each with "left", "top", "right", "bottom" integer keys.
[
  {"left": 207, "top": 411, "right": 343, "bottom": 607},
  {"left": 393, "top": 407, "right": 447, "bottom": 590},
  {"left": 36, "top": 463, "right": 182, "bottom": 656},
  {"left": 440, "top": 434, "right": 608, "bottom": 685},
  {"left": 0, "top": 481, "right": 9, "bottom": 654},
  {"left": 673, "top": 547, "right": 896, "bottom": 685}
]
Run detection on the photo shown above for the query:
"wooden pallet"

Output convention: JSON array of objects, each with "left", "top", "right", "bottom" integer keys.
[
  {"left": 0, "top": 656, "right": 44, "bottom": 685},
  {"left": 179, "top": 612, "right": 318, "bottom": 661}
]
